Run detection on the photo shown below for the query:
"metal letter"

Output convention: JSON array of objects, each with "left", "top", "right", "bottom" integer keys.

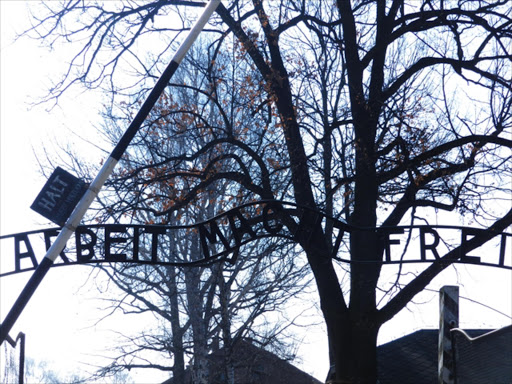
[
  {"left": 420, "top": 227, "right": 441, "bottom": 260},
  {"left": 14, "top": 234, "right": 38, "bottom": 272}
]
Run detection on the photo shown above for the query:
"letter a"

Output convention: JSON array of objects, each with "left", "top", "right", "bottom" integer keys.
[{"left": 14, "top": 234, "right": 38, "bottom": 271}]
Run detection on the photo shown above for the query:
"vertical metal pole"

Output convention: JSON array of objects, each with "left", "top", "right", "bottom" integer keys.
[
  {"left": 17, "top": 333, "right": 25, "bottom": 384},
  {"left": 4, "top": 332, "right": 25, "bottom": 384},
  {"left": 0, "top": 0, "right": 222, "bottom": 346},
  {"left": 438, "top": 285, "right": 459, "bottom": 384}
]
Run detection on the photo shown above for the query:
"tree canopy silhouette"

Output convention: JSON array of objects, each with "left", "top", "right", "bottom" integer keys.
[{"left": 24, "top": 1, "right": 512, "bottom": 382}]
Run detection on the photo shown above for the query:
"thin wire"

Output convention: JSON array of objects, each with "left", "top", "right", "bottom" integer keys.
[{"left": 423, "top": 287, "right": 512, "bottom": 320}]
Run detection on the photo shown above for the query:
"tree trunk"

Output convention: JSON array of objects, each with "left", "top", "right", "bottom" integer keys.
[
  {"left": 218, "top": 270, "right": 235, "bottom": 384},
  {"left": 186, "top": 238, "right": 209, "bottom": 384},
  {"left": 329, "top": 315, "right": 380, "bottom": 384},
  {"left": 304, "top": 217, "right": 382, "bottom": 384},
  {"left": 167, "top": 265, "right": 185, "bottom": 383}
]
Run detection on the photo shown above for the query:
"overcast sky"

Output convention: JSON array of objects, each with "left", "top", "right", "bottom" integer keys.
[{"left": 1, "top": 1, "right": 511, "bottom": 383}]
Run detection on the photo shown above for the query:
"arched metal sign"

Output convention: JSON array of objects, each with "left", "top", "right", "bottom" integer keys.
[{"left": 1, "top": 200, "right": 510, "bottom": 279}]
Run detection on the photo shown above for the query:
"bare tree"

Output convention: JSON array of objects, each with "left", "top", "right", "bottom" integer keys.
[
  {"left": 1, "top": 352, "right": 88, "bottom": 384},
  {"left": 57, "top": 43, "right": 313, "bottom": 383},
  {"left": 23, "top": 1, "right": 512, "bottom": 383}
]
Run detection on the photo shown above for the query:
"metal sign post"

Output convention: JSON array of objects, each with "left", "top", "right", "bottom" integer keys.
[
  {"left": 0, "top": 0, "right": 221, "bottom": 346},
  {"left": 438, "top": 285, "right": 459, "bottom": 384}
]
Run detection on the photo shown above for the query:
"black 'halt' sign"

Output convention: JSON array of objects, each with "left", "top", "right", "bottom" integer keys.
[{"left": 31, "top": 167, "right": 88, "bottom": 226}]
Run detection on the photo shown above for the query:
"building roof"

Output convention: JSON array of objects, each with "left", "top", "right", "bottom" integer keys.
[
  {"left": 451, "top": 326, "right": 512, "bottom": 383},
  {"left": 377, "top": 326, "right": 512, "bottom": 384},
  {"left": 163, "top": 340, "right": 322, "bottom": 384},
  {"left": 209, "top": 340, "right": 322, "bottom": 384}
]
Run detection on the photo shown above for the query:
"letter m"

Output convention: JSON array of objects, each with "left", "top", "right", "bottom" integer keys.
[{"left": 199, "top": 221, "right": 231, "bottom": 259}]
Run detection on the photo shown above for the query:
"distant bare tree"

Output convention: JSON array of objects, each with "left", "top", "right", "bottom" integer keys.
[{"left": 59, "top": 44, "right": 314, "bottom": 383}]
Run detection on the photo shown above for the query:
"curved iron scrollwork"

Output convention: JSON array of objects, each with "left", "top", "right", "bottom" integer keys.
[{"left": 0, "top": 200, "right": 510, "bottom": 278}]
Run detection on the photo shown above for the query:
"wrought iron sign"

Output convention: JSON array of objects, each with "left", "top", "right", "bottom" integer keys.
[
  {"left": 0, "top": 201, "right": 343, "bottom": 276},
  {"left": 0, "top": 201, "right": 510, "bottom": 278}
]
